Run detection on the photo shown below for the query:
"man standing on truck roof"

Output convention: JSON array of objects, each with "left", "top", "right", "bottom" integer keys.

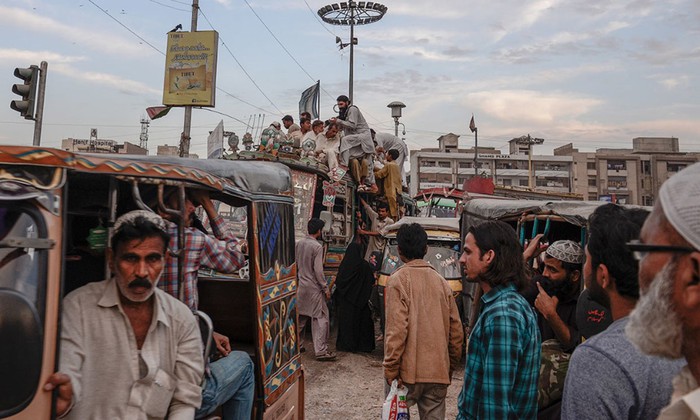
[
  {"left": 383, "top": 223, "right": 464, "bottom": 419},
  {"left": 561, "top": 204, "right": 684, "bottom": 420},
  {"left": 158, "top": 189, "right": 255, "bottom": 420},
  {"left": 457, "top": 220, "right": 541, "bottom": 419},
  {"left": 44, "top": 211, "right": 203, "bottom": 419},
  {"left": 297, "top": 218, "right": 336, "bottom": 361}
]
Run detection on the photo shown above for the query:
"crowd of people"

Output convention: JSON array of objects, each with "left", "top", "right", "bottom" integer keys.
[{"left": 259, "top": 95, "right": 409, "bottom": 217}]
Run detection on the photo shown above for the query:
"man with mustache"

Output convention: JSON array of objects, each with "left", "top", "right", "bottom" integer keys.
[
  {"left": 44, "top": 210, "right": 203, "bottom": 419},
  {"left": 625, "top": 162, "right": 700, "bottom": 419},
  {"left": 561, "top": 204, "right": 684, "bottom": 420},
  {"left": 158, "top": 189, "right": 255, "bottom": 420}
]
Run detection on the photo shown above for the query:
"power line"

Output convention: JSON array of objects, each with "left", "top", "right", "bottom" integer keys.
[
  {"left": 198, "top": 7, "right": 283, "bottom": 115},
  {"left": 147, "top": 0, "right": 189, "bottom": 12},
  {"left": 301, "top": 0, "right": 337, "bottom": 38},
  {"left": 88, "top": 0, "right": 164, "bottom": 55}
]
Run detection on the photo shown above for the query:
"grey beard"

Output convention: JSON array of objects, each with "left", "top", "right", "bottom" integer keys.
[{"left": 626, "top": 261, "right": 683, "bottom": 359}]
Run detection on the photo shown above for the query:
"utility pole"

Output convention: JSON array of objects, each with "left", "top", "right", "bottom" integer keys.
[
  {"left": 32, "top": 61, "right": 48, "bottom": 146},
  {"left": 179, "top": 0, "right": 199, "bottom": 157}
]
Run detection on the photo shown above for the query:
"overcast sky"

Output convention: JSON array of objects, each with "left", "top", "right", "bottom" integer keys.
[{"left": 1, "top": 0, "right": 699, "bottom": 156}]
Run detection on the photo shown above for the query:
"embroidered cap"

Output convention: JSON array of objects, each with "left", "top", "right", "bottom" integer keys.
[
  {"left": 545, "top": 240, "right": 585, "bottom": 264},
  {"left": 658, "top": 162, "right": 700, "bottom": 250},
  {"left": 113, "top": 210, "right": 167, "bottom": 235}
]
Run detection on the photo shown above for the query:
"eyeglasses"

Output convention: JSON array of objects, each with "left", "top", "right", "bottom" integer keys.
[{"left": 626, "top": 239, "right": 697, "bottom": 261}]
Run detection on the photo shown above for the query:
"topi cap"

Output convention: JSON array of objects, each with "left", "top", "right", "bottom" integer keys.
[
  {"left": 658, "top": 162, "right": 700, "bottom": 250},
  {"left": 271, "top": 121, "right": 281, "bottom": 129},
  {"left": 113, "top": 210, "right": 167, "bottom": 235},
  {"left": 545, "top": 240, "right": 585, "bottom": 264}
]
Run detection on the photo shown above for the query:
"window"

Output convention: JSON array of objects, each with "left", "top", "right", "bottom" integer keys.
[
  {"left": 607, "top": 160, "right": 626, "bottom": 171},
  {"left": 667, "top": 163, "right": 687, "bottom": 172},
  {"left": 519, "top": 179, "right": 529, "bottom": 187},
  {"left": 588, "top": 194, "right": 598, "bottom": 200},
  {"left": 458, "top": 161, "right": 472, "bottom": 169},
  {"left": 501, "top": 179, "right": 512, "bottom": 186},
  {"left": 608, "top": 176, "right": 627, "bottom": 189},
  {"left": 587, "top": 162, "right": 596, "bottom": 170},
  {"left": 420, "top": 160, "right": 436, "bottom": 167},
  {"left": 437, "top": 161, "right": 451, "bottom": 168},
  {"left": 642, "top": 161, "right": 651, "bottom": 175},
  {"left": 588, "top": 178, "right": 597, "bottom": 187}
]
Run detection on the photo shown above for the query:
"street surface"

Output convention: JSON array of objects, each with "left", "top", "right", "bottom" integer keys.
[{"left": 301, "top": 321, "right": 465, "bottom": 419}]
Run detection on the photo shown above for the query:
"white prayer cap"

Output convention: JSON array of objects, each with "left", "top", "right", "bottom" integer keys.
[
  {"left": 113, "top": 210, "right": 167, "bottom": 235},
  {"left": 658, "top": 162, "right": 700, "bottom": 250},
  {"left": 545, "top": 240, "right": 585, "bottom": 264}
]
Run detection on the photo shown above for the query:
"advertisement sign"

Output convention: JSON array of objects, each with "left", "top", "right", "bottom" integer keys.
[{"left": 163, "top": 31, "right": 218, "bottom": 106}]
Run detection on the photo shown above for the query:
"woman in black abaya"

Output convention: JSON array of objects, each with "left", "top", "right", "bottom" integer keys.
[{"left": 334, "top": 242, "right": 376, "bottom": 353}]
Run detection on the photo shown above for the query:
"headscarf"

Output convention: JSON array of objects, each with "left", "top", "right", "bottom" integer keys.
[{"left": 334, "top": 242, "right": 375, "bottom": 307}]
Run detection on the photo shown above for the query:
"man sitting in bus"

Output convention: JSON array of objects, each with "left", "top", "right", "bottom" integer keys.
[
  {"left": 44, "top": 210, "right": 203, "bottom": 419},
  {"left": 158, "top": 189, "right": 255, "bottom": 420}
]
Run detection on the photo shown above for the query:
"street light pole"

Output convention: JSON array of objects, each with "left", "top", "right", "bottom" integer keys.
[
  {"left": 180, "top": 0, "right": 198, "bottom": 158},
  {"left": 387, "top": 101, "right": 406, "bottom": 137}
]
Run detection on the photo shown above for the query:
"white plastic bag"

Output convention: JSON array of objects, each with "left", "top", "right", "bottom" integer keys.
[{"left": 382, "top": 379, "right": 409, "bottom": 420}]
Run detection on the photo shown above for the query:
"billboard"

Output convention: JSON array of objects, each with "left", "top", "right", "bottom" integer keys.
[{"left": 163, "top": 31, "right": 218, "bottom": 107}]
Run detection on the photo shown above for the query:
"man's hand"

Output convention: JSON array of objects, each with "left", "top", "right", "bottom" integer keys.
[
  {"left": 386, "top": 376, "right": 404, "bottom": 388},
  {"left": 535, "top": 282, "right": 559, "bottom": 319},
  {"left": 213, "top": 331, "right": 232, "bottom": 357},
  {"left": 523, "top": 233, "right": 549, "bottom": 261},
  {"left": 44, "top": 372, "right": 73, "bottom": 417},
  {"left": 324, "top": 289, "right": 331, "bottom": 300},
  {"left": 239, "top": 240, "right": 248, "bottom": 255}
]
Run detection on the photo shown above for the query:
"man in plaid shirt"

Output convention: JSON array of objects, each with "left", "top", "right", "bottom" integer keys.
[
  {"left": 158, "top": 189, "right": 254, "bottom": 420},
  {"left": 457, "top": 221, "right": 541, "bottom": 419}
]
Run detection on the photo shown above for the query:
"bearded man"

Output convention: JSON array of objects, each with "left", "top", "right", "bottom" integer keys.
[
  {"left": 625, "top": 162, "right": 700, "bottom": 419},
  {"left": 561, "top": 204, "right": 684, "bottom": 420}
]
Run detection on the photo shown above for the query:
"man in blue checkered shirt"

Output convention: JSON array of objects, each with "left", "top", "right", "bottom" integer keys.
[{"left": 457, "top": 221, "right": 541, "bottom": 419}]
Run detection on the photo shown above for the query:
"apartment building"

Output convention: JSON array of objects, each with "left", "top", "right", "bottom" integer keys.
[
  {"left": 409, "top": 135, "right": 699, "bottom": 205},
  {"left": 409, "top": 133, "right": 573, "bottom": 197}
]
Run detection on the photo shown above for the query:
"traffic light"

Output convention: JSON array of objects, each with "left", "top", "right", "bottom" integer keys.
[{"left": 10, "top": 65, "right": 39, "bottom": 119}]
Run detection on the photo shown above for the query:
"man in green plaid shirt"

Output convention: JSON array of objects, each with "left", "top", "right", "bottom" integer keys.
[{"left": 457, "top": 221, "right": 541, "bottom": 419}]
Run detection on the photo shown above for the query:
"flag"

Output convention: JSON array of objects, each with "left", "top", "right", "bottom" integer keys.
[
  {"left": 146, "top": 106, "right": 172, "bottom": 120},
  {"left": 469, "top": 115, "right": 477, "bottom": 133},
  {"left": 299, "top": 81, "right": 320, "bottom": 119},
  {"left": 207, "top": 120, "right": 224, "bottom": 159}
]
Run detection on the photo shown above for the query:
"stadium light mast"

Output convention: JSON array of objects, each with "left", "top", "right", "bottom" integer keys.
[{"left": 318, "top": 2, "right": 387, "bottom": 102}]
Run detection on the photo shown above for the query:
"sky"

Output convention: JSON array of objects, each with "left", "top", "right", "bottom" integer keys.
[{"left": 1, "top": 0, "right": 699, "bottom": 157}]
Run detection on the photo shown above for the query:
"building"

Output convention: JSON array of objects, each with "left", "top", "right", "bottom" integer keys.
[
  {"left": 156, "top": 144, "right": 180, "bottom": 157},
  {"left": 409, "top": 135, "right": 700, "bottom": 205},
  {"left": 560, "top": 137, "right": 700, "bottom": 205},
  {"left": 409, "top": 133, "right": 573, "bottom": 197},
  {"left": 61, "top": 138, "right": 147, "bottom": 155}
]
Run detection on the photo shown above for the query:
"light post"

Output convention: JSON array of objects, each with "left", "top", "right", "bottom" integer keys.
[
  {"left": 318, "top": 2, "right": 387, "bottom": 101},
  {"left": 513, "top": 134, "right": 544, "bottom": 189},
  {"left": 387, "top": 101, "right": 406, "bottom": 137}
]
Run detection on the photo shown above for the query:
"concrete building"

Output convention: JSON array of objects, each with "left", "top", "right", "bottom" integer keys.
[
  {"left": 559, "top": 137, "right": 700, "bottom": 205},
  {"left": 156, "top": 144, "right": 180, "bottom": 157},
  {"left": 409, "top": 133, "right": 573, "bottom": 197},
  {"left": 410, "top": 135, "right": 699, "bottom": 205},
  {"left": 61, "top": 138, "right": 147, "bottom": 155}
]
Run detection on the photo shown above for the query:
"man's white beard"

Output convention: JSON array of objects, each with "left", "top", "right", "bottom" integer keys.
[{"left": 626, "top": 261, "right": 683, "bottom": 359}]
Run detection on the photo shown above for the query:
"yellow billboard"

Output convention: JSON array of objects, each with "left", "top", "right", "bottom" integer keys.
[{"left": 163, "top": 31, "right": 218, "bottom": 107}]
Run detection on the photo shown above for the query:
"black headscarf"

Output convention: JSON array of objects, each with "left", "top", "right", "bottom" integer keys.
[{"left": 334, "top": 242, "right": 375, "bottom": 307}]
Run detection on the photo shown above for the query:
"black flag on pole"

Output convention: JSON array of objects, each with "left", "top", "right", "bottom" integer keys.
[
  {"left": 469, "top": 115, "right": 477, "bottom": 133},
  {"left": 299, "top": 81, "right": 320, "bottom": 119}
]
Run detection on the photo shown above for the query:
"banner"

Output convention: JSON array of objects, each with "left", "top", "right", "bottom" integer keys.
[
  {"left": 146, "top": 106, "right": 172, "bottom": 120},
  {"left": 163, "top": 31, "right": 218, "bottom": 107},
  {"left": 207, "top": 120, "right": 224, "bottom": 159},
  {"left": 299, "top": 81, "right": 320, "bottom": 119}
]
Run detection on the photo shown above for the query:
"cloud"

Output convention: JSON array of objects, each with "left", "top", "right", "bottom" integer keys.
[
  {"left": 0, "top": 6, "right": 149, "bottom": 56},
  {"left": 0, "top": 48, "right": 86, "bottom": 64},
  {"left": 466, "top": 90, "right": 603, "bottom": 124}
]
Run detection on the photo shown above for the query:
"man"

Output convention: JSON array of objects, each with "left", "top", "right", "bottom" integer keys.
[
  {"left": 561, "top": 204, "right": 684, "bottom": 419},
  {"left": 372, "top": 130, "right": 409, "bottom": 187},
  {"left": 383, "top": 223, "right": 463, "bottom": 419},
  {"left": 315, "top": 122, "right": 341, "bottom": 171},
  {"left": 300, "top": 111, "right": 312, "bottom": 121},
  {"left": 311, "top": 120, "right": 324, "bottom": 136},
  {"left": 457, "top": 220, "right": 540, "bottom": 419},
  {"left": 331, "top": 95, "right": 378, "bottom": 193},
  {"left": 282, "top": 115, "right": 302, "bottom": 147},
  {"left": 523, "top": 237, "right": 584, "bottom": 351},
  {"left": 158, "top": 190, "right": 255, "bottom": 420},
  {"left": 357, "top": 197, "right": 393, "bottom": 261},
  {"left": 44, "top": 210, "right": 203, "bottom": 419},
  {"left": 625, "top": 162, "right": 700, "bottom": 419},
  {"left": 374, "top": 149, "right": 403, "bottom": 221},
  {"left": 297, "top": 218, "right": 335, "bottom": 361}
]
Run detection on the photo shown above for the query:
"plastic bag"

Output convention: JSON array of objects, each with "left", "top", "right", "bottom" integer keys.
[{"left": 382, "top": 379, "right": 409, "bottom": 420}]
